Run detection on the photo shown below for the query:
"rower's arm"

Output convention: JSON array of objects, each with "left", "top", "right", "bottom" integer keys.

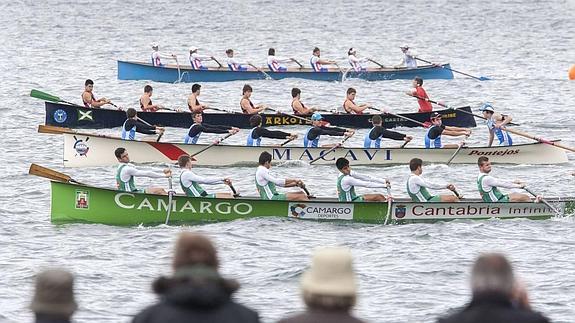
[
  {"left": 134, "top": 120, "right": 157, "bottom": 135},
  {"left": 262, "top": 171, "right": 287, "bottom": 187},
  {"left": 380, "top": 129, "right": 407, "bottom": 141},
  {"left": 124, "top": 166, "right": 166, "bottom": 179},
  {"left": 483, "top": 176, "right": 523, "bottom": 189},
  {"left": 487, "top": 130, "right": 495, "bottom": 147},
  {"left": 318, "top": 127, "right": 346, "bottom": 136},
  {"left": 350, "top": 170, "right": 388, "bottom": 185},
  {"left": 260, "top": 128, "right": 290, "bottom": 139},
  {"left": 345, "top": 102, "right": 367, "bottom": 113},
  {"left": 343, "top": 176, "right": 387, "bottom": 189},
  {"left": 415, "top": 176, "right": 447, "bottom": 190},
  {"left": 202, "top": 124, "right": 231, "bottom": 134},
  {"left": 182, "top": 171, "right": 225, "bottom": 185}
]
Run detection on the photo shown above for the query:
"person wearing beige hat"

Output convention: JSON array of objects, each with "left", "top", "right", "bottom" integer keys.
[
  {"left": 277, "top": 247, "right": 366, "bottom": 323},
  {"left": 30, "top": 268, "right": 77, "bottom": 323}
]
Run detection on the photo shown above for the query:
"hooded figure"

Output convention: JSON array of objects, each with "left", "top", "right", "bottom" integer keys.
[{"left": 132, "top": 233, "right": 260, "bottom": 323}]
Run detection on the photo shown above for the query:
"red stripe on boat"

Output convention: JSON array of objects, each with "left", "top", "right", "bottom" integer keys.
[{"left": 147, "top": 142, "right": 188, "bottom": 160}]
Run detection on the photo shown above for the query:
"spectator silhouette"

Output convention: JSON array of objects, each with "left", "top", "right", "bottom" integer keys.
[{"left": 30, "top": 269, "right": 77, "bottom": 323}]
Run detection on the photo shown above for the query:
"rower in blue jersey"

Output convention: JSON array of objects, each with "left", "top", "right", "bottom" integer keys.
[
  {"left": 424, "top": 112, "right": 471, "bottom": 148},
  {"left": 406, "top": 158, "right": 459, "bottom": 202},
  {"left": 395, "top": 44, "right": 417, "bottom": 68},
  {"left": 255, "top": 151, "right": 308, "bottom": 201},
  {"left": 477, "top": 156, "right": 535, "bottom": 203},
  {"left": 336, "top": 157, "right": 390, "bottom": 202},
  {"left": 121, "top": 108, "right": 164, "bottom": 141},
  {"left": 114, "top": 147, "right": 171, "bottom": 195},
  {"left": 364, "top": 115, "right": 412, "bottom": 148},
  {"left": 246, "top": 115, "right": 296, "bottom": 146},
  {"left": 184, "top": 112, "right": 239, "bottom": 144},
  {"left": 304, "top": 113, "right": 354, "bottom": 148},
  {"left": 178, "top": 154, "right": 234, "bottom": 198},
  {"left": 310, "top": 47, "right": 337, "bottom": 72},
  {"left": 480, "top": 103, "right": 514, "bottom": 147}
]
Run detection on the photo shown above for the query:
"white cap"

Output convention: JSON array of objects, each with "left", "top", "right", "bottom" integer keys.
[
  {"left": 189, "top": 46, "right": 198, "bottom": 52},
  {"left": 151, "top": 42, "right": 159, "bottom": 48}
]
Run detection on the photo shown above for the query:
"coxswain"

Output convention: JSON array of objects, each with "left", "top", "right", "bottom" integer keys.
[
  {"left": 189, "top": 47, "right": 218, "bottom": 70},
  {"left": 406, "top": 76, "right": 432, "bottom": 113},
  {"left": 240, "top": 84, "right": 267, "bottom": 114},
  {"left": 347, "top": 48, "right": 369, "bottom": 72},
  {"left": 395, "top": 44, "right": 417, "bottom": 68},
  {"left": 255, "top": 151, "right": 308, "bottom": 201},
  {"left": 267, "top": 48, "right": 298, "bottom": 72},
  {"left": 121, "top": 108, "right": 164, "bottom": 140},
  {"left": 480, "top": 103, "right": 513, "bottom": 147},
  {"left": 151, "top": 42, "right": 176, "bottom": 67},
  {"left": 247, "top": 115, "right": 297, "bottom": 146},
  {"left": 336, "top": 157, "right": 390, "bottom": 202},
  {"left": 225, "top": 49, "right": 249, "bottom": 71},
  {"left": 178, "top": 154, "right": 235, "bottom": 198},
  {"left": 114, "top": 147, "right": 171, "bottom": 195},
  {"left": 82, "top": 79, "right": 110, "bottom": 108},
  {"left": 187, "top": 84, "right": 208, "bottom": 113},
  {"left": 407, "top": 158, "right": 459, "bottom": 202},
  {"left": 310, "top": 47, "right": 337, "bottom": 72},
  {"left": 140, "top": 85, "right": 163, "bottom": 112},
  {"left": 184, "top": 112, "right": 239, "bottom": 144},
  {"left": 364, "top": 115, "right": 412, "bottom": 148},
  {"left": 291, "top": 88, "right": 317, "bottom": 115},
  {"left": 425, "top": 112, "right": 471, "bottom": 148},
  {"left": 477, "top": 157, "right": 534, "bottom": 202},
  {"left": 304, "top": 113, "right": 354, "bottom": 148},
  {"left": 342, "top": 87, "right": 371, "bottom": 114}
]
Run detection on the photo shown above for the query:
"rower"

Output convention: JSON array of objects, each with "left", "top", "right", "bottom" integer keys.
[
  {"left": 304, "top": 113, "right": 354, "bottom": 148},
  {"left": 121, "top": 108, "right": 164, "bottom": 140},
  {"left": 140, "top": 85, "right": 163, "bottom": 112},
  {"left": 184, "top": 112, "right": 239, "bottom": 144},
  {"left": 291, "top": 88, "right": 317, "bottom": 115},
  {"left": 247, "top": 115, "right": 297, "bottom": 146},
  {"left": 310, "top": 47, "right": 337, "bottom": 72},
  {"left": 267, "top": 48, "right": 297, "bottom": 72},
  {"left": 187, "top": 84, "right": 208, "bottom": 113},
  {"left": 188, "top": 47, "right": 217, "bottom": 70},
  {"left": 406, "top": 77, "right": 432, "bottom": 113},
  {"left": 425, "top": 112, "right": 471, "bottom": 149},
  {"left": 82, "top": 79, "right": 110, "bottom": 108},
  {"left": 347, "top": 48, "right": 369, "bottom": 72},
  {"left": 178, "top": 154, "right": 234, "bottom": 198},
  {"left": 240, "top": 84, "right": 267, "bottom": 114},
  {"left": 477, "top": 157, "right": 533, "bottom": 202},
  {"left": 407, "top": 158, "right": 459, "bottom": 202},
  {"left": 480, "top": 103, "right": 513, "bottom": 147},
  {"left": 395, "top": 44, "right": 417, "bottom": 68},
  {"left": 342, "top": 88, "right": 371, "bottom": 114},
  {"left": 364, "top": 115, "right": 412, "bottom": 148},
  {"left": 114, "top": 147, "right": 171, "bottom": 195},
  {"left": 336, "top": 157, "right": 390, "bottom": 202},
  {"left": 225, "top": 49, "right": 248, "bottom": 71},
  {"left": 255, "top": 151, "right": 308, "bottom": 201},
  {"left": 151, "top": 42, "right": 176, "bottom": 67}
]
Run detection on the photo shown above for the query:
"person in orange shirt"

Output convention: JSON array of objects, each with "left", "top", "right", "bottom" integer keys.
[{"left": 406, "top": 77, "right": 432, "bottom": 113}]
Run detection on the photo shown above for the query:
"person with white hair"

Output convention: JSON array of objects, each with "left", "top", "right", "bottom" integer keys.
[
  {"left": 395, "top": 44, "right": 417, "bottom": 68},
  {"left": 150, "top": 42, "right": 176, "bottom": 67}
]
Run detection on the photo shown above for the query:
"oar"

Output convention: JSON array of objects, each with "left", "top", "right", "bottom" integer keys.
[
  {"left": 212, "top": 57, "right": 223, "bottom": 68},
  {"left": 414, "top": 57, "right": 490, "bottom": 81},
  {"left": 523, "top": 187, "right": 562, "bottom": 216},
  {"left": 190, "top": 132, "right": 236, "bottom": 157},
  {"left": 292, "top": 58, "right": 304, "bottom": 69},
  {"left": 28, "top": 164, "right": 83, "bottom": 184},
  {"left": 300, "top": 184, "right": 315, "bottom": 199},
  {"left": 156, "top": 130, "right": 164, "bottom": 142},
  {"left": 280, "top": 137, "right": 296, "bottom": 147},
  {"left": 367, "top": 58, "right": 385, "bottom": 68},
  {"left": 399, "top": 140, "right": 411, "bottom": 148},
  {"left": 207, "top": 107, "right": 243, "bottom": 115},
  {"left": 228, "top": 183, "right": 240, "bottom": 197},
  {"left": 502, "top": 128, "right": 575, "bottom": 153},
  {"left": 38, "top": 124, "right": 74, "bottom": 134},
  {"left": 446, "top": 134, "right": 470, "bottom": 165},
  {"left": 368, "top": 107, "right": 429, "bottom": 128},
  {"left": 164, "top": 174, "right": 174, "bottom": 225},
  {"left": 248, "top": 62, "right": 273, "bottom": 80},
  {"left": 452, "top": 188, "right": 463, "bottom": 199},
  {"left": 384, "top": 183, "right": 393, "bottom": 225},
  {"left": 309, "top": 136, "right": 351, "bottom": 165},
  {"left": 30, "top": 89, "right": 79, "bottom": 106}
]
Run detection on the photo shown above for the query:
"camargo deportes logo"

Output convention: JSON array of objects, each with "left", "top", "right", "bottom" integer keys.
[{"left": 288, "top": 202, "right": 354, "bottom": 220}]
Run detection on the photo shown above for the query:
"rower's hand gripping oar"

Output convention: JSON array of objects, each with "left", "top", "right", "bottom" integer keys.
[
  {"left": 522, "top": 186, "right": 562, "bottom": 217},
  {"left": 247, "top": 62, "right": 273, "bottom": 80},
  {"left": 367, "top": 58, "right": 385, "bottom": 68},
  {"left": 309, "top": 135, "right": 352, "bottom": 165},
  {"left": 501, "top": 127, "right": 575, "bottom": 154},
  {"left": 299, "top": 182, "right": 315, "bottom": 199},
  {"left": 164, "top": 169, "right": 174, "bottom": 225},
  {"left": 383, "top": 182, "right": 393, "bottom": 225},
  {"left": 414, "top": 57, "right": 490, "bottom": 81}
]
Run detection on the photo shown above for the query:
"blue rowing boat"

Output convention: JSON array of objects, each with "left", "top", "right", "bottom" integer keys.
[
  {"left": 117, "top": 60, "right": 454, "bottom": 83},
  {"left": 44, "top": 102, "right": 476, "bottom": 129}
]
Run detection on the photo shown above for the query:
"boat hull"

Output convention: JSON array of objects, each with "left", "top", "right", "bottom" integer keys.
[
  {"left": 45, "top": 102, "right": 477, "bottom": 129},
  {"left": 51, "top": 182, "right": 570, "bottom": 226},
  {"left": 118, "top": 60, "right": 455, "bottom": 82}
]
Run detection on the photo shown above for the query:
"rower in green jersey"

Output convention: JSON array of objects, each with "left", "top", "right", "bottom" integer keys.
[
  {"left": 177, "top": 154, "right": 234, "bottom": 198},
  {"left": 114, "top": 147, "right": 171, "bottom": 195},
  {"left": 255, "top": 151, "right": 308, "bottom": 201},
  {"left": 407, "top": 158, "right": 459, "bottom": 202},
  {"left": 477, "top": 156, "right": 533, "bottom": 202},
  {"left": 335, "top": 157, "right": 390, "bottom": 202}
]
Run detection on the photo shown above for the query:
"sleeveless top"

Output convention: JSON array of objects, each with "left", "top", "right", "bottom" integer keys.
[
  {"left": 246, "top": 127, "right": 262, "bottom": 146},
  {"left": 140, "top": 97, "right": 153, "bottom": 110},
  {"left": 310, "top": 56, "right": 323, "bottom": 71},
  {"left": 405, "top": 53, "right": 417, "bottom": 68},
  {"left": 291, "top": 99, "right": 306, "bottom": 114},
  {"left": 188, "top": 97, "right": 201, "bottom": 110},
  {"left": 151, "top": 52, "right": 162, "bottom": 67},
  {"left": 82, "top": 92, "right": 95, "bottom": 108},
  {"left": 241, "top": 98, "right": 255, "bottom": 113},
  {"left": 116, "top": 164, "right": 137, "bottom": 192},
  {"left": 477, "top": 174, "right": 506, "bottom": 202},
  {"left": 406, "top": 175, "right": 433, "bottom": 202},
  {"left": 343, "top": 99, "right": 363, "bottom": 115},
  {"left": 363, "top": 126, "right": 381, "bottom": 148},
  {"left": 337, "top": 174, "right": 358, "bottom": 202},
  {"left": 424, "top": 126, "right": 442, "bottom": 148},
  {"left": 486, "top": 118, "right": 513, "bottom": 146},
  {"left": 184, "top": 124, "right": 201, "bottom": 144},
  {"left": 303, "top": 128, "right": 319, "bottom": 148},
  {"left": 121, "top": 120, "right": 136, "bottom": 140}
]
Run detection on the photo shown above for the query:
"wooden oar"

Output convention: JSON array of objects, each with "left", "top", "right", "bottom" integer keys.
[
  {"left": 368, "top": 58, "right": 385, "bottom": 68},
  {"left": 309, "top": 135, "right": 351, "bottom": 165},
  {"left": 30, "top": 89, "right": 79, "bottom": 106},
  {"left": 368, "top": 107, "right": 429, "bottom": 128},
  {"left": 523, "top": 187, "right": 562, "bottom": 216},
  {"left": 446, "top": 134, "right": 470, "bottom": 165},
  {"left": 38, "top": 124, "right": 75, "bottom": 134},
  {"left": 414, "top": 57, "right": 490, "bottom": 81},
  {"left": 190, "top": 132, "right": 236, "bottom": 157},
  {"left": 29, "top": 164, "right": 83, "bottom": 184},
  {"left": 164, "top": 174, "right": 174, "bottom": 225},
  {"left": 502, "top": 128, "right": 575, "bottom": 153},
  {"left": 384, "top": 183, "right": 392, "bottom": 225}
]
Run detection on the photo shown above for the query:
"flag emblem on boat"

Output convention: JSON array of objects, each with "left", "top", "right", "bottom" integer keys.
[
  {"left": 75, "top": 190, "right": 89, "bottom": 209},
  {"left": 53, "top": 109, "right": 67, "bottom": 123},
  {"left": 73, "top": 136, "right": 90, "bottom": 157},
  {"left": 78, "top": 109, "right": 93, "bottom": 121},
  {"left": 290, "top": 204, "right": 307, "bottom": 218},
  {"left": 394, "top": 205, "right": 406, "bottom": 219}
]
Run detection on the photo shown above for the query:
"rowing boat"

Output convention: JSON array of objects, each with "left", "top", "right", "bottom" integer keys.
[
  {"left": 117, "top": 60, "right": 455, "bottom": 83},
  {"left": 46, "top": 181, "right": 573, "bottom": 226},
  {"left": 44, "top": 102, "right": 477, "bottom": 129},
  {"left": 40, "top": 125, "right": 569, "bottom": 166}
]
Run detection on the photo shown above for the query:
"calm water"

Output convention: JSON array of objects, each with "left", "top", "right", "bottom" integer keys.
[{"left": 1, "top": 0, "right": 575, "bottom": 322}]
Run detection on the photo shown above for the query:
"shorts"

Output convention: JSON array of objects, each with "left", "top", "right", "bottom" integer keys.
[
  {"left": 205, "top": 193, "right": 216, "bottom": 198},
  {"left": 352, "top": 196, "right": 365, "bottom": 202},
  {"left": 237, "top": 66, "right": 248, "bottom": 71},
  {"left": 315, "top": 67, "right": 328, "bottom": 72},
  {"left": 271, "top": 194, "right": 287, "bottom": 201},
  {"left": 428, "top": 195, "right": 441, "bottom": 202},
  {"left": 498, "top": 195, "right": 510, "bottom": 203},
  {"left": 276, "top": 67, "right": 287, "bottom": 72}
]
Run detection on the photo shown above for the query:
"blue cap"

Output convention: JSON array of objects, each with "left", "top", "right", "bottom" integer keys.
[
  {"left": 479, "top": 103, "right": 494, "bottom": 112},
  {"left": 311, "top": 112, "right": 323, "bottom": 121}
]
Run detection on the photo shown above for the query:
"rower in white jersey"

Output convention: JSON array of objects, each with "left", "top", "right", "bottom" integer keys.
[
  {"left": 150, "top": 42, "right": 176, "bottom": 67},
  {"left": 476, "top": 156, "right": 534, "bottom": 203},
  {"left": 255, "top": 152, "right": 308, "bottom": 201},
  {"left": 406, "top": 158, "right": 459, "bottom": 202},
  {"left": 347, "top": 48, "right": 369, "bottom": 72},
  {"left": 479, "top": 103, "right": 514, "bottom": 147},
  {"left": 178, "top": 155, "right": 234, "bottom": 198},
  {"left": 395, "top": 44, "right": 417, "bottom": 68},
  {"left": 267, "top": 48, "right": 299, "bottom": 72},
  {"left": 114, "top": 147, "right": 171, "bottom": 195},
  {"left": 188, "top": 47, "right": 220, "bottom": 70},
  {"left": 336, "top": 158, "right": 390, "bottom": 202},
  {"left": 225, "top": 49, "right": 250, "bottom": 71},
  {"left": 309, "top": 47, "right": 338, "bottom": 72},
  {"left": 121, "top": 108, "right": 164, "bottom": 141}
]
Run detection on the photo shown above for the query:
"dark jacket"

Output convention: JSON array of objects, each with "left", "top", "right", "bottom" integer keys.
[
  {"left": 35, "top": 313, "right": 71, "bottom": 323},
  {"left": 437, "top": 292, "right": 550, "bottom": 323},
  {"left": 278, "top": 309, "right": 366, "bottom": 323},
  {"left": 132, "top": 266, "right": 259, "bottom": 323}
]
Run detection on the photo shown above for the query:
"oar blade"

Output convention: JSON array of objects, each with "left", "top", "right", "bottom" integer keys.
[
  {"left": 28, "top": 164, "right": 72, "bottom": 183},
  {"left": 479, "top": 76, "right": 491, "bottom": 81},
  {"left": 30, "top": 89, "right": 61, "bottom": 102}
]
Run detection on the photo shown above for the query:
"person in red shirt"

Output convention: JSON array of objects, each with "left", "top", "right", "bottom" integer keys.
[{"left": 406, "top": 76, "right": 432, "bottom": 113}]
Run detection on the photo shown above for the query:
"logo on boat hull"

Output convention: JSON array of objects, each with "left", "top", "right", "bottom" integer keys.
[
  {"left": 78, "top": 109, "right": 93, "bottom": 121},
  {"left": 288, "top": 203, "right": 354, "bottom": 220},
  {"left": 53, "top": 109, "right": 67, "bottom": 123},
  {"left": 394, "top": 205, "right": 406, "bottom": 219},
  {"left": 73, "top": 136, "right": 90, "bottom": 156},
  {"left": 75, "top": 190, "right": 89, "bottom": 209}
]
